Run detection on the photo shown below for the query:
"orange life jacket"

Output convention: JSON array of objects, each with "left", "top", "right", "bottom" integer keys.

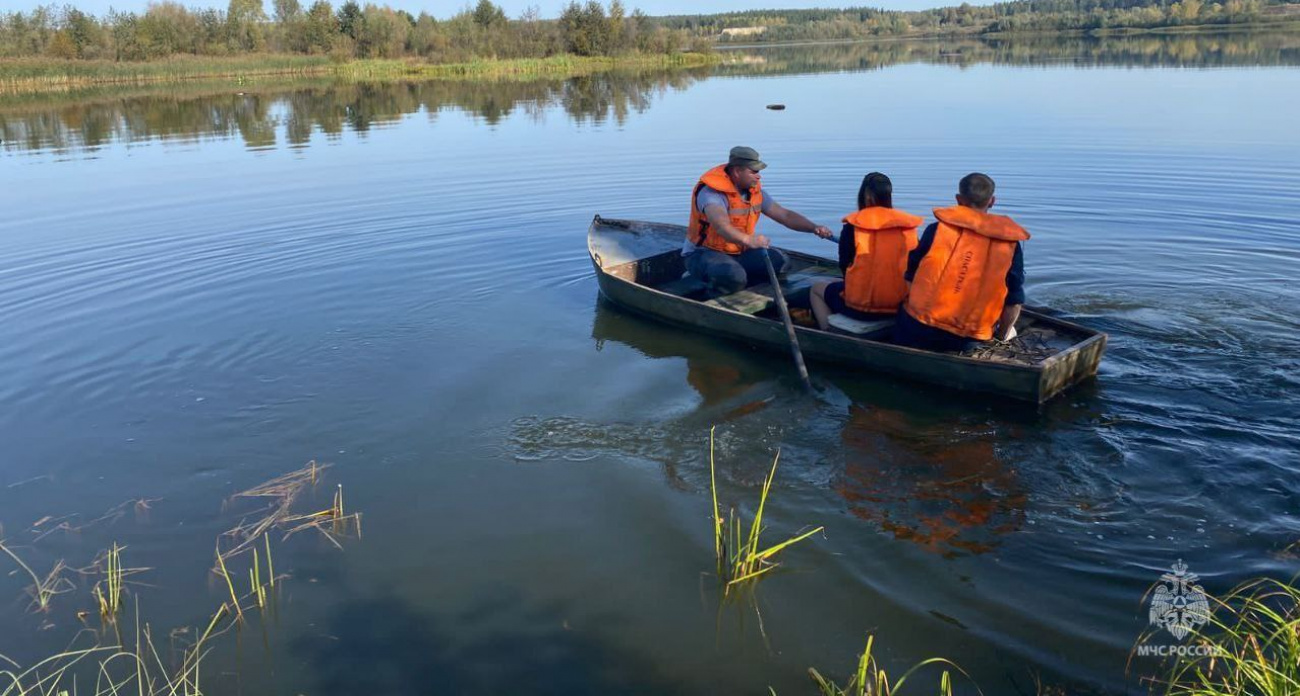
[
  {"left": 687, "top": 165, "right": 763, "bottom": 255},
  {"left": 840, "top": 207, "right": 923, "bottom": 314},
  {"left": 904, "top": 206, "right": 1030, "bottom": 341}
]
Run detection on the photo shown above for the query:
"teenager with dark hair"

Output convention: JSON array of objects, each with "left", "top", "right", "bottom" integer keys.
[{"left": 809, "top": 172, "right": 922, "bottom": 331}]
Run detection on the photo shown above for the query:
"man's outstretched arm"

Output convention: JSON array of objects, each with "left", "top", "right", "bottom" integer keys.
[{"left": 763, "top": 200, "right": 833, "bottom": 239}]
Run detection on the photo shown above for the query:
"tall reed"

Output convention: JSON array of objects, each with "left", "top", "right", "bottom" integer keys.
[
  {"left": 0, "top": 602, "right": 233, "bottom": 696},
  {"left": 1153, "top": 577, "right": 1300, "bottom": 695},
  {"left": 806, "top": 635, "right": 969, "bottom": 696},
  {"left": 214, "top": 543, "right": 243, "bottom": 621},
  {"left": 0, "top": 540, "right": 72, "bottom": 612},
  {"left": 93, "top": 543, "right": 125, "bottom": 619},
  {"left": 708, "top": 427, "right": 823, "bottom": 594}
]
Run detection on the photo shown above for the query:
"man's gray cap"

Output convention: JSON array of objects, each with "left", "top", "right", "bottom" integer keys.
[{"left": 728, "top": 146, "right": 767, "bottom": 171}]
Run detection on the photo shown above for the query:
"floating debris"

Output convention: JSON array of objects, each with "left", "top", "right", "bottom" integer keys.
[{"left": 220, "top": 461, "right": 361, "bottom": 566}]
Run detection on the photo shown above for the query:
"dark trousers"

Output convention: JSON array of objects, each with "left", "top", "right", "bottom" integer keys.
[
  {"left": 686, "top": 247, "right": 790, "bottom": 298},
  {"left": 892, "top": 307, "right": 977, "bottom": 352}
]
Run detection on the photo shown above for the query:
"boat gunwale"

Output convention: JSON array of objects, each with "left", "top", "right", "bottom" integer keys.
[
  {"left": 588, "top": 215, "right": 1107, "bottom": 400},
  {"left": 594, "top": 259, "right": 1046, "bottom": 376}
]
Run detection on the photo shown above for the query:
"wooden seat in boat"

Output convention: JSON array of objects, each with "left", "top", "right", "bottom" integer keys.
[
  {"left": 828, "top": 314, "right": 895, "bottom": 338},
  {"left": 702, "top": 270, "right": 825, "bottom": 315}
]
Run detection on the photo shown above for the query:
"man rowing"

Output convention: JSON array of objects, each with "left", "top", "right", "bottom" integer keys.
[{"left": 684, "top": 146, "right": 835, "bottom": 298}]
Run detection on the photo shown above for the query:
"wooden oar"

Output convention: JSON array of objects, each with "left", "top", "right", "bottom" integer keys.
[{"left": 762, "top": 248, "right": 813, "bottom": 392}]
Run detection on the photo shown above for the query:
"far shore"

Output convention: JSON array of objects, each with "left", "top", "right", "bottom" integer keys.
[
  {"left": 714, "top": 18, "right": 1300, "bottom": 49},
  {"left": 0, "top": 52, "right": 718, "bottom": 96},
  {"left": 3, "top": 18, "right": 1298, "bottom": 97}
]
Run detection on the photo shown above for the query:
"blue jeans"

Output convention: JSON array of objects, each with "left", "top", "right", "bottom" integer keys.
[{"left": 686, "top": 247, "right": 790, "bottom": 298}]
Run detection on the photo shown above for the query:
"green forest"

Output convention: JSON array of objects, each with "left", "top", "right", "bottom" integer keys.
[
  {"left": 0, "top": 0, "right": 1296, "bottom": 64},
  {"left": 665, "top": 0, "right": 1297, "bottom": 41},
  {"left": 0, "top": 0, "right": 704, "bottom": 62}
]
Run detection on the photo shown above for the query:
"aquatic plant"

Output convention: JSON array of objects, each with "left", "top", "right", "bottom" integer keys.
[
  {"left": 211, "top": 462, "right": 363, "bottom": 621},
  {"left": 264, "top": 533, "right": 275, "bottom": 589},
  {"left": 281, "top": 483, "right": 362, "bottom": 548},
  {"left": 92, "top": 543, "right": 125, "bottom": 620},
  {"left": 248, "top": 546, "right": 268, "bottom": 610},
  {"left": 219, "top": 461, "right": 360, "bottom": 563},
  {"left": 1151, "top": 577, "right": 1300, "bottom": 696},
  {"left": 1, "top": 462, "right": 362, "bottom": 695},
  {"left": 214, "top": 542, "right": 244, "bottom": 621},
  {"left": 220, "top": 460, "right": 325, "bottom": 559},
  {"left": 0, "top": 602, "right": 233, "bottom": 696},
  {"left": 708, "top": 427, "right": 823, "bottom": 594},
  {"left": 804, "top": 635, "right": 970, "bottom": 696},
  {"left": 0, "top": 540, "right": 74, "bottom": 612},
  {"left": 228, "top": 534, "right": 276, "bottom": 615},
  {"left": 28, "top": 499, "right": 160, "bottom": 544}
]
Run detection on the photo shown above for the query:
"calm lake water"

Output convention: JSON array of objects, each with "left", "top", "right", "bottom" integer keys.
[{"left": 3, "top": 32, "right": 1299, "bottom": 694}]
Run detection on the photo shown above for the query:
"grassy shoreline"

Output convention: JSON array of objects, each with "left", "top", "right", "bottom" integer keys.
[
  {"left": 3, "top": 19, "right": 1297, "bottom": 96},
  {"left": 0, "top": 52, "right": 718, "bottom": 95},
  {"left": 4, "top": 17, "right": 1297, "bottom": 96}
]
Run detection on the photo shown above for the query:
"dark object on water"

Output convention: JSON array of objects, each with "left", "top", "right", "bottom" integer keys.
[
  {"left": 588, "top": 215, "right": 1107, "bottom": 403},
  {"left": 766, "top": 104, "right": 786, "bottom": 110}
]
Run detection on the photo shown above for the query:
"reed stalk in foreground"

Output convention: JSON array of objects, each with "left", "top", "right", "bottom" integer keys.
[
  {"left": 93, "top": 543, "right": 125, "bottom": 620},
  {"left": 0, "top": 540, "right": 73, "bottom": 612},
  {"left": 247, "top": 545, "right": 270, "bottom": 610},
  {"left": 0, "top": 601, "right": 233, "bottom": 696},
  {"left": 803, "top": 635, "right": 971, "bottom": 696},
  {"left": 709, "top": 426, "right": 823, "bottom": 594},
  {"left": 264, "top": 533, "right": 275, "bottom": 589},
  {"left": 214, "top": 543, "right": 244, "bottom": 621},
  {"left": 2, "top": 461, "right": 362, "bottom": 695},
  {"left": 1148, "top": 577, "right": 1300, "bottom": 696}
]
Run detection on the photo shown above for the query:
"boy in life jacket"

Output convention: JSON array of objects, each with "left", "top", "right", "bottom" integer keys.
[
  {"left": 894, "top": 172, "right": 1028, "bottom": 352},
  {"left": 809, "top": 172, "right": 923, "bottom": 331},
  {"left": 684, "top": 146, "right": 835, "bottom": 298}
]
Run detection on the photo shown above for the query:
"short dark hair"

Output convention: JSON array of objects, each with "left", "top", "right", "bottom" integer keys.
[
  {"left": 958, "top": 172, "right": 995, "bottom": 208},
  {"left": 857, "top": 172, "right": 893, "bottom": 209}
]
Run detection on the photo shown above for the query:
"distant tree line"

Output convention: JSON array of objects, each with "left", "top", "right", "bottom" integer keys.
[
  {"left": 0, "top": 0, "right": 704, "bottom": 62},
  {"left": 0, "top": 0, "right": 1290, "bottom": 63},
  {"left": 659, "top": 0, "right": 1284, "bottom": 42}
]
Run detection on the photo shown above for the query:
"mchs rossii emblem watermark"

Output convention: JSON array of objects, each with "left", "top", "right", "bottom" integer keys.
[{"left": 1138, "top": 559, "right": 1218, "bottom": 657}]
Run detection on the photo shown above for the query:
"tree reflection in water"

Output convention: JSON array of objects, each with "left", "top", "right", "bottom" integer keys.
[
  {"left": 718, "top": 28, "right": 1300, "bottom": 75},
  {"left": 0, "top": 67, "right": 710, "bottom": 153},
  {"left": 4, "top": 29, "right": 1296, "bottom": 154}
]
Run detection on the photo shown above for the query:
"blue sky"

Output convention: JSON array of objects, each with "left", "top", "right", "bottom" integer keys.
[{"left": 6, "top": 0, "right": 948, "bottom": 20}]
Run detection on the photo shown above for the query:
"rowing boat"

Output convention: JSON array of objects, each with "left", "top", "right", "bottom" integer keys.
[{"left": 588, "top": 215, "right": 1106, "bottom": 403}]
